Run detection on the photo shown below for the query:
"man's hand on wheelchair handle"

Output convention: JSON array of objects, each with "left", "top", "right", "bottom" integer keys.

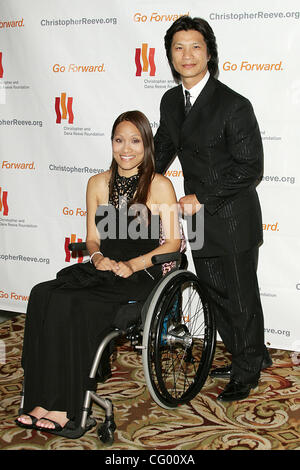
[{"left": 179, "top": 194, "right": 202, "bottom": 216}]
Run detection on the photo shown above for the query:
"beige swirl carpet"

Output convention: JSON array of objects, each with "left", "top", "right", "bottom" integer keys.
[{"left": 0, "top": 314, "right": 299, "bottom": 451}]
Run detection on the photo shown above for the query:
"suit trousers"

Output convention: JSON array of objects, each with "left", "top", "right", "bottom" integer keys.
[{"left": 193, "top": 247, "right": 265, "bottom": 384}]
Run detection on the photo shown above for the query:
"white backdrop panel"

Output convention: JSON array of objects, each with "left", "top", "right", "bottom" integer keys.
[{"left": 0, "top": 0, "right": 299, "bottom": 350}]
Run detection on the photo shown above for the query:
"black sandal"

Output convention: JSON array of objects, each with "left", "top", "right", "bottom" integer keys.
[
  {"left": 36, "top": 416, "right": 96, "bottom": 439},
  {"left": 15, "top": 413, "right": 39, "bottom": 430}
]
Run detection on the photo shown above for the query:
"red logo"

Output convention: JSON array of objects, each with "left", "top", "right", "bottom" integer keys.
[
  {"left": 55, "top": 92, "right": 74, "bottom": 124},
  {"left": 135, "top": 43, "right": 156, "bottom": 76},
  {"left": 0, "top": 187, "right": 8, "bottom": 216},
  {"left": 0, "top": 52, "right": 3, "bottom": 78},
  {"left": 64, "top": 234, "right": 83, "bottom": 263}
]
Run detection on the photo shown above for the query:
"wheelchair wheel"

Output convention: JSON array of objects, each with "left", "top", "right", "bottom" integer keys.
[{"left": 142, "top": 270, "right": 215, "bottom": 409}]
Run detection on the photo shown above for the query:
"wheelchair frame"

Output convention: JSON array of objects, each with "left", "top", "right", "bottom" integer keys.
[{"left": 18, "top": 248, "right": 216, "bottom": 444}]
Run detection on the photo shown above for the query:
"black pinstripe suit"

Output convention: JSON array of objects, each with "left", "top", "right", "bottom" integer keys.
[{"left": 154, "top": 76, "right": 266, "bottom": 384}]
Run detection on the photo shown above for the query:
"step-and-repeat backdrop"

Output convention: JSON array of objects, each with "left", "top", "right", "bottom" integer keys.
[{"left": 0, "top": 0, "right": 299, "bottom": 351}]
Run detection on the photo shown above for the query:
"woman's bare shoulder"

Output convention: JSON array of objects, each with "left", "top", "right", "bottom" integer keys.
[
  {"left": 151, "top": 173, "right": 174, "bottom": 189},
  {"left": 88, "top": 170, "right": 110, "bottom": 190},
  {"left": 87, "top": 170, "right": 111, "bottom": 206},
  {"left": 151, "top": 173, "right": 176, "bottom": 193},
  {"left": 149, "top": 173, "right": 177, "bottom": 204}
]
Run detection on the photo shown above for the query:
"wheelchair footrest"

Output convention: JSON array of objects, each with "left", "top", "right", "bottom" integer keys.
[{"left": 97, "top": 413, "right": 116, "bottom": 445}]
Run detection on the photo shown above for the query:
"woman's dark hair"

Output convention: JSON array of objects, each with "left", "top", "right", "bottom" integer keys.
[
  {"left": 110, "top": 110, "right": 155, "bottom": 207},
  {"left": 164, "top": 16, "right": 219, "bottom": 82}
]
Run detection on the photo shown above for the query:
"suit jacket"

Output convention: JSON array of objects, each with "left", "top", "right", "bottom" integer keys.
[{"left": 154, "top": 76, "right": 264, "bottom": 257}]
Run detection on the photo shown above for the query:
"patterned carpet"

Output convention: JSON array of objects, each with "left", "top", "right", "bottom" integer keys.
[{"left": 0, "top": 314, "right": 299, "bottom": 451}]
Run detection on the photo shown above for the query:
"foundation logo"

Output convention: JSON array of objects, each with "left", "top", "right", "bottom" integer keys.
[
  {"left": 55, "top": 92, "right": 74, "bottom": 124},
  {"left": 0, "top": 52, "right": 3, "bottom": 78},
  {"left": 64, "top": 234, "right": 83, "bottom": 263},
  {"left": 135, "top": 43, "right": 156, "bottom": 76},
  {"left": 0, "top": 187, "right": 8, "bottom": 216}
]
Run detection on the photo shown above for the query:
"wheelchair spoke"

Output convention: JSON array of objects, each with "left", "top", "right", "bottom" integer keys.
[
  {"left": 159, "top": 349, "right": 190, "bottom": 398},
  {"left": 181, "top": 290, "right": 205, "bottom": 337},
  {"left": 143, "top": 271, "right": 216, "bottom": 408},
  {"left": 158, "top": 331, "right": 202, "bottom": 398}
]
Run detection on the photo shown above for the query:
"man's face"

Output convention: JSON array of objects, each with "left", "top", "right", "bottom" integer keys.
[{"left": 171, "top": 29, "right": 210, "bottom": 88}]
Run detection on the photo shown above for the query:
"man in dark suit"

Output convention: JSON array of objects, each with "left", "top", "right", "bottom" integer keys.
[{"left": 154, "top": 16, "right": 272, "bottom": 401}]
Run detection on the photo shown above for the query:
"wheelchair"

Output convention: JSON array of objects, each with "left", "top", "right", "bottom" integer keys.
[{"left": 18, "top": 245, "right": 216, "bottom": 444}]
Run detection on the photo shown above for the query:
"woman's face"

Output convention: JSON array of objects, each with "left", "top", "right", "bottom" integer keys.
[{"left": 112, "top": 121, "right": 145, "bottom": 177}]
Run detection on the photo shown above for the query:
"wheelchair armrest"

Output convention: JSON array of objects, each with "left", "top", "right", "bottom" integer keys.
[
  {"left": 151, "top": 252, "right": 181, "bottom": 265},
  {"left": 152, "top": 252, "right": 188, "bottom": 270},
  {"left": 68, "top": 245, "right": 187, "bottom": 268},
  {"left": 68, "top": 242, "right": 87, "bottom": 252}
]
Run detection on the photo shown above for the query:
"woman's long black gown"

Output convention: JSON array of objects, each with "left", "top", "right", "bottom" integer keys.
[{"left": 21, "top": 173, "right": 161, "bottom": 426}]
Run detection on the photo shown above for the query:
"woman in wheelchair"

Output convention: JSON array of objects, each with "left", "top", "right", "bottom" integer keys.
[{"left": 16, "top": 110, "right": 181, "bottom": 437}]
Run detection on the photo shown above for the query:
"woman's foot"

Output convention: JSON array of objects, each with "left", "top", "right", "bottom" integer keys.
[
  {"left": 17, "top": 406, "right": 48, "bottom": 426},
  {"left": 36, "top": 411, "right": 69, "bottom": 430}
]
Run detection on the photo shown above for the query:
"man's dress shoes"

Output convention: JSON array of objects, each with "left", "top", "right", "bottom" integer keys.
[{"left": 217, "top": 380, "right": 258, "bottom": 402}]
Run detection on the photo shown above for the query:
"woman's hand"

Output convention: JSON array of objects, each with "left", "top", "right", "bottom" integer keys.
[
  {"left": 112, "top": 261, "right": 134, "bottom": 279},
  {"left": 92, "top": 254, "right": 118, "bottom": 272}
]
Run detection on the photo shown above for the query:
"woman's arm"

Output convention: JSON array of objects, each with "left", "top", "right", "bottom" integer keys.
[
  {"left": 114, "top": 175, "right": 181, "bottom": 277},
  {"left": 86, "top": 173, "right": 117, "bottom": 271}
]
